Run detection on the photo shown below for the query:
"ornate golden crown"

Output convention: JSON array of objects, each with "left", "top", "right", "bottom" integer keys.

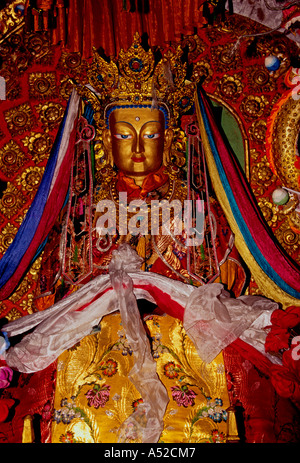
[{"left": 78, "top": 32, "right": 195, "bottom": 129}]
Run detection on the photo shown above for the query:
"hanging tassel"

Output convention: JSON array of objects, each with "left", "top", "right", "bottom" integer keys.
[
  {"left": 122, "top": 0, "right": 127, "bottom": 11},
  {"left": 144, "top": 0, "right": 149, "bottom": 14}
]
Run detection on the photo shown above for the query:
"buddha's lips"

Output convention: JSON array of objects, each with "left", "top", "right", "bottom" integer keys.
[{"left": 131, "top": 155, "right": 145, "bottom": 162}]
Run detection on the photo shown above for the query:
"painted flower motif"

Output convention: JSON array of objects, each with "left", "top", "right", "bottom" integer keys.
[
  {"left": 59, "top": 431, "right": 77, "bottom": 443},
  {"left": 0, "top": 366, "right": 13, "bottom": 388},
  {"left": 112, "top": 329, "right": 133, "bottom": 356},
  {"left": 151, "top": 333, "right": 168, "bottom": 358},
  {"left": 211, "top": 430, "right": 226, "bottom": 443},
  {"left": 85, "top": 384, "right": 111, "bottom": 409},
  {"left": 53, "top": 397, "right": 81, "bottom": 424},
  {"left": 171, "top": 385, "right": 197, "bottom": 407},
  {"left": 163, "top": 361, "right": 182, "bottom": 379},
  {"left": 132, "top": 398, "right": 143, "bottom": 412},
  {"left": 102, "top": 359, "right": 118, "bottom": 377},
  {"left": 41, "top": 401, "right": 52, "bottom": 421}
]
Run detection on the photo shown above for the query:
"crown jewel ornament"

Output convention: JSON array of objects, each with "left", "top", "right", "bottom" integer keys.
[{"left": 76, "top": 32, "right": 195, "bottom": 129}]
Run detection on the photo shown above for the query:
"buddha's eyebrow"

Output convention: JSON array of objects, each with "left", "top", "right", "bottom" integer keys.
[{"left": 114, "top": 120, "right": 161, "bottom": 128}]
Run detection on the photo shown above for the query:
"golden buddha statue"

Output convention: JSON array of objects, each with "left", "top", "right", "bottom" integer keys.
[{"left": 2, "top": 34, "right": 299, "bottom": 444}]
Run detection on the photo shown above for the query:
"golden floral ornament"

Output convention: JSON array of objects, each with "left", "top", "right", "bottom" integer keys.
[
  {"left": 4, "top": 103, "right": 35, "bottom": 136},
  {"left": 257, "top": 197, "right": 279, "bottom": 228},
  {"left": 190, "top": 60, "right": 213, "bottom": 84},
  {"left": 248, "top": 119, "right": 267, "bottom": 144},
  {"left": 216, "top": 73, "right": 243, "bottom": 101},
  {"left": 59, "top": 77, "right": 75, "bottom": 101},
  {"left": 59, "top": 50, "right": 86, "bottom": 76},
  {"left": 28, "top": 255, "right": 43, "bottom": 281},
  {"left": 180, "top": 34, "right": 206, "bottom": 62},
  {"left": 0, "top": 306, "right": 22, "bottom": 322},
  {"left": 0, "top": 140, "right": 29, "bottom": 178},
  {"left": 247, "top": 66, "right": 276, "bottom": 93},
  {"left": 211, "top": 43, "right": 240, "bottom": 72},
  {"left": 0, "top": 1, "right": 25, "bottom": 38},
  {"left": 22, "top": 132, "right": 53, "bottom": 162},
  {"left": 240, "top": 95, "right": 269, "bottom": 121},
  {"left": 19, "top": 293, "right": 35, "bottom": 315},
  {"left": 0, "top": 183, "right": 26, "bottom": 218},
  {"left": 29, "top": 71, "right": 57, "bottom": 100},
  {"left": 8, "top": 277, "right": 31, "bottom": 304},
  {"left": 0, "top": 222, "right": 18, "bottom": 255},
  {"left": 36, "top": 101, "right": 65, "bottom": 128},
  {"left": 24, "top": 32, "right": 53, "bottom": 63},
  {"left": 274, "top": 220, "right": 300, "bottom": 256},
  {"left": 251, "top": 156, "right": 277, "bottom": 195},
  {"left": 15, "top": 166, "right": 45, "bottom": 198}
]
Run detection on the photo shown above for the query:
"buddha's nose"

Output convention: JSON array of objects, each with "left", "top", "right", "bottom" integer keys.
[{"left": 133, "top": 134, "right": 144, "bottom": 154}]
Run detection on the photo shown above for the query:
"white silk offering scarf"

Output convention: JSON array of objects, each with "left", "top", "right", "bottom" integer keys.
[{"left": 1, "top": 244, "right": 279, "bottom": 442}]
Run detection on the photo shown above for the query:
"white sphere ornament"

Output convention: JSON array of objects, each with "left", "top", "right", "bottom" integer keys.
[
  {"left": 265, "top": 55, "right": 280, "bottom": 72},
  {"left": 272, "top": 188, "right": 289, "bottom": 205}
]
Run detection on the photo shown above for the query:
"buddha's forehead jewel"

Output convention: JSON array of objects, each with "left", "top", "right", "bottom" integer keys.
[{"left": 104, "top": 102, "right": 170, "bottom": 129}]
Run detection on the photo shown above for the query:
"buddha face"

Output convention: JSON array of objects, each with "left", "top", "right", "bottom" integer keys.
[{"left": 103, "top": 105, "right": 173, "bottom": 185}]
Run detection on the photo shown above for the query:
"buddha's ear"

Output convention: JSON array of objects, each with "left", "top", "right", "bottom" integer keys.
[
  {"left": 163, "top": 128, "right": 173, "bottom": 165},
  {"left": 103, "top": 129, "right": 113, "bottom": 166}
]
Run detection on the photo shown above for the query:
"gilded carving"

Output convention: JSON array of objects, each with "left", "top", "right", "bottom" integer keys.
[
  {"left": 0, "top": 222, "right": 18, "bottom": 255},
  {"left": 248, "top": 120, "right": 267, "bottom": 144},
  {"left": 19, "top": 293, "right": 35, "bottom": 315},
  {"left": 251, "top": 156, "right": 277, "bottom": 196},
  {"left": 1, "top": 306, "right": 22, "bottom": 322},
  {"left": 216, "top": 73, "right": 243, "bottom": 101},
  {"left": 4, "top": 103, "right": 35, "bottom": 136},
  {"left": 29, "top": 71, "right": 57, "bottom": 100},
  {"left": 275, "top": 220, "right": 300, "bottom": 257},
  {"left": 59, "top": 50, "right": 87, "bottom": 78},
  {"left": 59, "top": 77, "right": 75, "bottom": 101},
  {"left": 211, "top": 43, "right": 240, "bottom": 72},
  {"left": 35, "top": 101, "right": 65, "bottom": 128},
  {"left": 0, "top": 0, "right": 25, "bottom": 42},
  {"left": 22, "top": 132, "right": 53, "bottom": 162},
  {"left": 247, "top": 66, "right": 276, "bottom": 93},
  {"left": 8, "top": 278, "right": 31, "bottom": 304},
  {"left": 181, "top": 35, "right": 206, "bottom": 62},
  {"left": 240, "top": 95, "right": 269, "bottom": 121},
  {"left": 15, "top": 166, "right": 45, "bottom": 198},
  {"left": 24, "top": 32, "right": 53, "bottom": 63},
  {"left": 191, "top": 60, "right": 213, "bottom": 84},
  {"left": 0, "top": 183, "right": 26, "bottom": 218},
  {"left": 257, "top": 197, "right": 279, "bottom": 228},
  {"left": 0, "top": 140, "right": 29, "bottom": 178}
]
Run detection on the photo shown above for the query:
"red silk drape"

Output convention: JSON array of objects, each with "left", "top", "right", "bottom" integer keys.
[
  {"left": 66, "top": 0, "right": 204, "bottom": 58},
  {"left": 29, "top": 0, "right": 207, "bottom": 58}
]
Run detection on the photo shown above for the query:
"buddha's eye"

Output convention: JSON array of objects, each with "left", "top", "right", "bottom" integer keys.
[
  {"left": 114, "top": 134, "right": 133, "bottom": 139},
  {"left": 143, "top": 133, "right": 160, "bottom": 139}
]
